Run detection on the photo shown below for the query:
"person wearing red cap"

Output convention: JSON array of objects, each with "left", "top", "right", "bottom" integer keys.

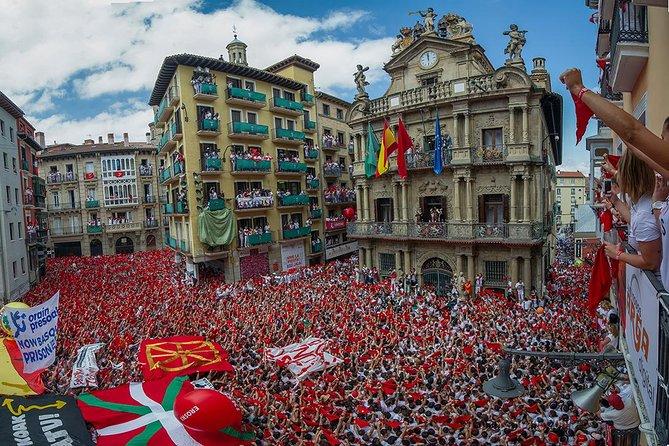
[{"left": 599, "top": 384, "right": 641, "bottom": 443}]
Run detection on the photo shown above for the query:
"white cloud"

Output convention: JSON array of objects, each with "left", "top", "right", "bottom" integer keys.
[{"left": 0, "top": 0, "right": 393, "bottom": 143}]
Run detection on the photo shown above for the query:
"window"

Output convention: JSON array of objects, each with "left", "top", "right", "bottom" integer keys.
[
  {"left": 12, "top": 261, "right": 17, "bottom": 278},
  {"left": 9, "top": 127, "right": 13, "bottom": 142},
  {"left": 571, "top": 188, "right": 575, "bottom": 194},
  {"left": 379, "top": 253, "right": 395, "bottom": 277},
  {"left": 274, "top": 117, "right": 283, "bottom": 129},
  {"left": 9, "top": 222, "right": 14, "bottom": 240},
  {"left": 337, "top": 132, "right": 345, "bottom": 145},
  {"left": 2, "top": 153, "right": 6, "bottom": 169},
  {"left": 5, "top": 185, "right": 10, "bottom": 203},
  {"left": 21, "top": 258, "right": 25, "bottom": 274},
  {"left": 231, "top": 109, "right": 242, "bottom": 123},
  {"left": 322, "top": 104, "right": 330, "bottom": 116},
  {"left": 244, "top": 80, "right": 255, "bottom": 91},
  {"left": 283, "top": 91, "right": 295, "bottom": 101},
  {"left": 12, "top": 157, "right": 16, "bottom": 172},
  {"left": 485, "top": 261, "right": 507, "bottom": 285},
  {"left": 272, "top": 88, "right": 281, "bottom": 99},
  {"left": 336, "top": 108, "right": 344, "bottom": 120},
  {"left": 479, "top": 194, "right": 506, "bottom": 224},
  {"left": 85, "top": 162, "right": 94, "bottom": 174},
  {"left": 14, "top": 188, "right": 18, "bottom": 204},
  {"left": 482, "top": 128, "right": 503, "bottom": 147},
  {"left": 556, "top": 188, "right": 561, "bottom": 195},
  {"left": 421, "top": 77, "right": 438, "bottom": 86},
  {"left": 18, "top": 222, "right": 22, "bottom": 239},
  {"left": 286, "top": 119, "right": 295, "bottom": 131},
  {"left": 247, "top": 112, "right": 257, "bottom": 124},
  {"left": 226, "top": 77, "right": 242, "bottom": 88},
  {"left": 375, "top": 198, "right": 394, "bottom": 222},
  {"left": 52, "top": 192, "right": 60, "bottom": 207}
]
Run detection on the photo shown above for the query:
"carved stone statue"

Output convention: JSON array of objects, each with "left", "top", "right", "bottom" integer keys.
[
  {"left": 503, "top": 24, "right": 527, "bottom": 60},
  {"left": 353, "top": 65, "right": 370, "bottom": 99},
  {"left": 439, "top": 13, "right": 473, "bottom": 38},
  {"left": 412, "top": 21, "right": 425, "bottom": 40},
  {"left": 409, "top": 8, "right": 437, "bottom": 33}
]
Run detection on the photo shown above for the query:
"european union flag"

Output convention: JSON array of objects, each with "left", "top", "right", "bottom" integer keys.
[{"left": 433, "top": 112, "right": 443, "bottom": 175}]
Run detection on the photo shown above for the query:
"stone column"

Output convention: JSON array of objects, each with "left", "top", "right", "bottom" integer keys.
[
  {"left": 510, "top": 174, "right": 517, "bottom": 222},
  {"left": 522, "top": 174, "right": 531, "bottom": 222},
  {"left": 523, "top": 256, "right": 531, "bottom": 284},
  {"left": 358, "top": 248, "right": 365, "bottom": 268},
  {"left": 393, "top": 182, "right": 400, "bottom": 222},
  {"left": 465, "top": 177, "right": 473, "bottom": 221},
  {"left": 463, "top": 112, "right": 470, "bottom": 147},
  {"left": 403, "top": 249, "right": 411, "bottom": 273},
  {"left": 453, "top": 177, "right": 461, "bottom": 221},
  {"left": 509, "top": 106, "right": 516, "bottom": 144},
  {"left": 453, "top": 113, "right": 460, "bottom": 147},
  {"left": 522, "top": 106, "right": 529, "bottom": 143},
  {"left": 357, "top": 134, "right": 363, "bottom": 160},
  {"left": 355, "top": 186, "right": 362, "bottom": 218},
  {"left": 467, "top": 254, "right": 475, "bottom": 281},
  {"left": 401, "top": 181, "right": 408, "bottom": 222},
  {"left": 366, "top": 247, "right": 372, "bottom": 268},
  {"left": 395, "top": 250, "right": 402, "bottom": 272},
  {"left": 510, "top": 257, "right": 518, "bottom": 284},
  {"left": 363, "top": 184, "right": 370, "bottom": 221},
  {"left": 456, "top": 255, "right": 463, "bottom": 275}
]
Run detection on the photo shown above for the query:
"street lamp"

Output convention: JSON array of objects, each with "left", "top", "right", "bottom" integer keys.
[{"left": 483, "top": 357, "right": 525, "bottom": 399}]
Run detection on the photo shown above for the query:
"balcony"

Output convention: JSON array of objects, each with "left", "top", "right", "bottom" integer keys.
[
  {"left": 304, "top": 119, "right": 316, "bottom": 134},
  {"left": 304, "top": 148, "right": 319, "bottom": 161},
  {"left": 193, "top": 83, "right": 218, "bottom": 101},
  {"left": 324, "top": 191, "right": 355, "bottom": 205},
  {"left": 48, "top": 203, "right": 79, "bottom": 212},
  {"left": 175, "top": 202, "right": 188, "bottom": 214},
  {"left": 346, "top": 221, "right": 545, "bottom": 242},
  {"left": 145, "top": 219, "right": 159, "bottom": 229},
  {"left": 160, "top": 168, "right": 171, "bottom": 183},
  {"left": 51, "top": 226, "right": 83, "bottom": 236},
  {"left": 163, "top": 203, "right": 174, "bottom": 214},
  {"left": 142, "top": 195, "right": 156, "bottom": 205},
  {"left": 312, "top": 241, "right": 322, "bottom": 253},
  {"left": 139, "top": 165, "right": 153, "bottom": 177},
  {"left": 228, "top": 121, "right": 269, "bottom": 141},
  {"left": 322, "top": 139, "right": 346, "bottom": 152},
  {"left": 323, "top": 165, "right": 342, "bottom": 178},
  {"left": 235, "top": 194, "right": 273, "bottom": 210},
  {"left": 405, "top": 150, "right": 453, "bottom": 170},
  {"left": 310, "top": 208, "right": 322, "bottom": 219},
  {"left": 273, "top": 128, "right": 305, "bottom": 145},
  {"left": 154, "top": 96, "right": 174, "bottom": 124},
  {"left": 105, "top": 198, "right": 140, "bottom": 208},
  {"left": 246, "top": 232, "right": 273, "bottom": 247},
  {"left": 283, "top": 226, "right": 311, "bottom": 240},
  {"left": 325, "top": 219, "right": 347, "bottom": 231},
  {"left": 197, "top": 118, "right": 221, "bottom": 136},
  {"left": 226, "top": 87, "right": 266, "bottom": 108},
  {"left": 83, "top": 172, "right": 97, "bottom": 182},
  {"left": 180, "top": 240, "right": 190, "bottom": 253},
  {"left": 301, "top": 91, "right": 314, "bottom": 105},
  {"left": 277, "top": 161, "right": 308, "bottom": 174},
  {"left": 471, "top": 146, "right": 506, "bottom": 165},
  {"left": 107, "top": 221, "right": 142, "bottom": 233},
  {"left": 85, "top": 200, "right": 100, "bottom": 209},
  {"left": 307, "top": 178, "right": 320, "bottom": 190},
  {"left": 157, "top": 122, "right": 181, "bottom": 154},
  {"left": 202, "top": 157, "right": 223, "bottom": 173},
  {"left": 232, "top": 158, "right": 272, "bottom": 174},
  {"left": 87, "top": 225, "right": 103, "bottom": 234},
  {"left": 23, "top": 194, "right": 35, "bottom": 207},
  {"left": 279, "top": 194, "right": 309, "bottom": 207},
  {"left": 208, "top": 198, "right": 226, "bottom": 211},
  {"left": 270, "top": 96, "right": 304, "bottom": 116},
  {"left": 21, "top": 159, "right": 29, "bottom": 172},
  {"left": 609, "top": 1, "right": 649, "bottom": 92}
]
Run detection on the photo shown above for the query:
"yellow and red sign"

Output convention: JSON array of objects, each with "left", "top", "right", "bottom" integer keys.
[{"left": 138, "top": 336, "right": 233, "bottom": 381}]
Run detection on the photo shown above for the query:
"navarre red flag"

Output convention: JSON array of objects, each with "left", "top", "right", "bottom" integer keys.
[
  {"left": 571, "top": 93, "right": 594, "bottom": 144},
  {"left": 396, "top": 117, "right": 412, "bottom": 179},
  {"left": 139, "top": 336, "right": 233, "bottom": 381},
  {"left": 600, "top": 209, "right": 613, "bottom": 232},
  {"left": 588, "top": 245, "right": 612, "bottom": 316}
]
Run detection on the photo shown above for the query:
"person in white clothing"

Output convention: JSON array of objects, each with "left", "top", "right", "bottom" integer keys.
[
  {"left": 651, "top": 118, "right": 669, "bottom": 290},
  {"left": 599, "top": 385, "right": 640, "bottom": 443},
  {"left": 515, "top": 280, "right": 525, "bottom": 301}
]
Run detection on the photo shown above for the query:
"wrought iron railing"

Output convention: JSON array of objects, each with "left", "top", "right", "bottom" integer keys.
[
  {"left": 347, "top": 221, "right": 544, "bottom": 241},
  {"left": 405, "top": 149, "right": 452, "bottom": 170},
  {"left": 610, "top": 1, "right": 648, "bottom": 60}
]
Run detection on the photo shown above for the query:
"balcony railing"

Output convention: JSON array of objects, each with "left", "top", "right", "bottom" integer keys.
[
  {"left": 23, "top": 194, "right": 34, "bottom": 206},
  {"left": 274, "top": 128, "right": 305, "bottom": 141},
  {"left": 307, "top": 178, "right": 320, "bottom": 189},
  {"left": 164, "top": 203, "right": 174, "bottom": 214},
  {"left": 85, "top": 200, "right": 100, "bottom": 208},
  {"left": 227, "top": 87, "right": 266, "bottom": 104},
  {"left": 21, "top": 159, "right": 29, "bottom": 171},
  {"left": 311, "top": 208, "right": 322, "bottom": 219},
  {"left": 301, "top": 91, "right": 314, "bottom": 104},
  {"left": 142, "top": 195, "right": 156, "bottom": 204},
  {"left": 235, "top": 194, "right": 273, "bottom": 210},
  {"left": 166, "top": 236, "right": 178, "bottom": 249},
  {"left": 323, "top": 165, "right": 342, "bottom": 177},
  {"left": 471, "top": 146, "right": 506, "bottom": 164},
  {"left": 104, "top": 198, "right": 139, "bottom": 207},
  {"left": 203, "top": 157, "right": 222, "bottom": 172},
  {"left": 325, "top": 220, "right": 347, "bottom": 231},
  {"left": 160, "top": 168, "right": 171, "bottom": 183},
  {"left": 46, "top": 172, "right": 77, "bottom": 184},
  {"left": 312, "top": 241, "right": 322, "bottom": 253},
  {"left": 198, "top": 118, "right": 220, "bottom": 133},
  {"left": 198, "top": 83, "right": 217, "bottom": 96},
  {"left": 244, "top": 232, "right": 273, "bottom": 247},
  {"left": 175, "top": 202, "right": 188, "bottom": 214},
  {"left": 272, "top": 96, "right": 304, "bottom": 112},
  {"left": 48, "top": 203, "right": 79, "bottom": 211},
  {"left": 229, "top": 121, "right": 269, "bottom": 137},
  {"left": 50, "top": 226, "right": 83, "bottom": 236},
  {"left": 145, "top": 219, "right": 159, "bottom": 228},
  {"left": 283, "top": 226, "right": 311, "bottom": 240},
  {"left": 87, "top": 225, "right": 103, "bottom": 234},
  {"left": 610, "top": 1, "right": 648, "bottom": 62},
  {"left": 106, "top": 221, "right": 142, "bottom": 233},
  {"left": 232, "top": 158, "right": 272, "bottom": 173},
  {"left": 279, "top": 194, "right": 309, "bottom": 206},
  {"left": 305, "top": 149, "right": 319, "bottom": 160},
  {"left": 304, "top": 120, "right": 316, "bottom": 131},
  {"left": 277, "top": 161, "right": 307, "bottom": 173},
  {"left": 322, "top": 140, "right": 346, "bottom": 150},
  {"left": 405, "top": 149, "right": 453, "bottom": 170},
  {"left": 347, "top": 221, "right": 544, "bottom": 241},
  {"left": 139, "top": 165, "right": 153, "bottom": 176},
  {"left": 180, "top": 240, "right": 190, "bottom": 253}
]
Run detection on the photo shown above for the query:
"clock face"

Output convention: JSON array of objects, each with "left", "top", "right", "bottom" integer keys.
[{"left": 419, "top": 51, "right": 438, "bottom": 69}]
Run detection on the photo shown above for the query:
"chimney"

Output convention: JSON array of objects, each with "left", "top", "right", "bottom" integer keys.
[
  {"left": 35, "top": 131, "right": 45, "bottom": 149},
  {"left": 123, "top": 132, "right": 129, "bottom": 146},
  {"left": 145, "top": 132, "right": 151, "bottom": 143},
  {"left": 531, "top": 57, "right": 547, "bottom": 73},
  {"left": 98, "top": 136, "right": 103, "bottom": 144},
  {"left": 107, "top": 133, "right": 114, "bottom": 144},
  {"left": 84, "top": 138, "right": 94, "bottom": 145}
]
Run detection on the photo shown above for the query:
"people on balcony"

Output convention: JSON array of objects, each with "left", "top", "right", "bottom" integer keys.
[
  {"left": 310, "top": 236, "right": 320, "bottom": 250},
  {"left": 48, "top": 171, "right": 63, "bottom": 183},
  {"left": 65, "top": 171, "right": 75, "bottom": 181},
  {"left": 107, "top": 216, "right": 132, "bottom": 225},
  {"left": 200, "top": 109, "right": 220, "bottom": 122},
  {"left": 139, "top": 163, "right": 153, "bottom": 176},
  {"left": 231, "top": 147, "right": 272, "bottom": 171},
  {"left": 209, "top": 188, "right": 219, "bottom": 201},
  {"left": 278, "top": 152, "right": 300, "bottom": 164},
  {"left": 177, "top": 189, "right": 189, "bottom": 213},
  {"left": 325, "top": 214, "right": 346, "bottom": 230},
  {"left": 236, "top": 188, "right": 273, "bottom": 209},
  {"left": 191, "top": 67, "right": 215, "bottom": 94},
  {"left": 323, "top": 161, "right": 342, "bottom": 176},
  {"left": 303, "top": 142, "right": 317, "bottom": 158},
  {"left": 322, "top": 133, "right": 342, "bottom": 148},
  {"left": 238, "top": 225, "right": 270, "bottom": 248},
  {"left": 283, "top": 219, "right": 302, "bottom": 231},
  {"left": 323, "top": 185, "right": 355, "bottom": 203},
  {"left": 145, "top": 216, "right": 157, "bottom": 227},
  {"left": 88, "top": 218, "right": 102, "bottom": 227}
]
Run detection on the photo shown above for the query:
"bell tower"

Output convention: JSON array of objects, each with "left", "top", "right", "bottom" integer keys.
[{"left": 226, "top": 28, "right": 248, "bottom": 66}]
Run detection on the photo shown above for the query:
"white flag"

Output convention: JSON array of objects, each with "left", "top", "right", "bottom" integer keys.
[
  {"left": 70, "top": 343, "right": 104, "bottom": 388},
  {"left": 266, "top": 336, "right": 342, "bottom": 380}
]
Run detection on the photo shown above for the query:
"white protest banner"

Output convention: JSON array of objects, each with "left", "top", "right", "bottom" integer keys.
[
  {"left": 5, "top": 291, "right": 60, "bottom": 373},
  {"left": 281, "top": 240, "right": 305, "bottom": 272},
  {"left": 266, "top": 336, "right": 342, "bottom": 380},
  {"left": 70, "top": 343, "right": 104, "bottom": 388},
  {"left": 624, "top": 265, "right": 659, "bottom": 425}
]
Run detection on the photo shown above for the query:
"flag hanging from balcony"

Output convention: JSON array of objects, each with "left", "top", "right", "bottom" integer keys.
[
  {"left": 396, "top": 118, "right": 411, "bottom": 179},
  {"left": 364, "top": 122, "right": 379, "bottom": 178},
  {"left": 375, "top": 120, "right": 398, "bottom": 177},
  {"left": 587, "top": 245, "right": 612, "bottom": 316},
  {"left": 571, "top": 92, "right": 594, "bottom": 144},
  {"left": 114, "top": 170, "right": 124, "bottom": 178},
  {"left": 433, "top": 111, "right": 443, "bottom": 175}
]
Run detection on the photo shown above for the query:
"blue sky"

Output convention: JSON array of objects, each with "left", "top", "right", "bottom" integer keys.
[{"left": 1, "top": 0, "right": 600, "bottom": 171}]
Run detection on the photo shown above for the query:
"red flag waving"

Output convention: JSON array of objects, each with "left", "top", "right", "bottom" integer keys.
[
  {"left": 572, "top": 92, "right": 594, "bottom": 144},
  {"left": 396, "top": 117, "right": 412, "bottom": 179},
  {"left": 588, "top": 245, "right": 612, "bottom": 316},
  {"left": 139, "top": 336, "right": 234, "bottom": 381}
]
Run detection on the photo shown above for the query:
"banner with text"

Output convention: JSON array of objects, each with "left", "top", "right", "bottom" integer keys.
[
  {"left": 70, "top": 343, "right": 104, "bottom": 389},
  {"left": 625, "top": 265, "right": 659, "bottom": 425},
  {"left": 5, "top": 292, "right": 60, "bottom": 373},
  {"left": 281, "top": 240, "right": 306, "bottom": 272}
]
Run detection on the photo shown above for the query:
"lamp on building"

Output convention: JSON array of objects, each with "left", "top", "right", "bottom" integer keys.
[
  {"left": 483, "top": 357, "right": 525, "bottom": 399},
  {"left": 220, "top": 145, "right": 235, "bottom": 164},
  {"left": 180, "top": 104, "right": 189, "bottom": 122}
]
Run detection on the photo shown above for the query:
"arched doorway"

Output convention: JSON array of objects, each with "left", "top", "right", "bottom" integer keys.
[
  {"left": 421, "top": 257, "right": 453, "bottom": 296},
  {"left": 90, "top": 239, "right": 103, "bottom": 256},
  {"left": 146, "top": 235, "right": 156, "bottom": 249},
  {"left": 115, "top": 237, "right": 134, "bottom": 254}
]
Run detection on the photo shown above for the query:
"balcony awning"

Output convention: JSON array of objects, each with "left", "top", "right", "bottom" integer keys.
[
  {"left": 540, "top": 92, "right": 563, "bottom": 165},
  {"left": 198, "top": 207, "right": 236, "bottom": 247}
]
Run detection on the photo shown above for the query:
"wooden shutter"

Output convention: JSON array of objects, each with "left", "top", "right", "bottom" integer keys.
[
  {"left": 478, "top": 195, "right": 485, "bottom": 223},
  {"left": 503, "top": 194, "right": 510, "bottom": 223}
]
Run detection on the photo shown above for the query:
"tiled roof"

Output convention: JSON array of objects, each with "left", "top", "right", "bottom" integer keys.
[
  {"left": 557, "top": 171, "right": 586, "bottom": 178},
  {"left": 265, "top": 55, "right": 320, "bottom": 73},
  {"left": 39, "top": 141, "right": 155, "bottom": 159},
  {"left": 0, "top": 91, "right": 24, "bottom": 118}
]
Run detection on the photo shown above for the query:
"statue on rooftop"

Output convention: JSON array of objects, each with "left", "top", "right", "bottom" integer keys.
[
  {"left": 409, "top": 8, "right": 437, "bottom": 33},
  {"left": 353, "top": 65, "right": 370, "bottom": 99},
  {"left": 439, "top": 13, "right": 473, "bottom": 39},
  {"left": 503, "top": 24, "right": 528, "bottom": 61}
]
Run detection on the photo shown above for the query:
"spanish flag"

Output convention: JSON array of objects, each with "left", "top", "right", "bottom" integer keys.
[
  {"left": 375, "top": 120, "right": 398, "bottom": 177},
  {"left": 0, "top": 338, "right": 45, "bottom": 396}
]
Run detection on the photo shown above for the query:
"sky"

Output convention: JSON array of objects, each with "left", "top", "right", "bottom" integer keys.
[{"left": 0, "top": 0, "right": 601, "bottom": 173}]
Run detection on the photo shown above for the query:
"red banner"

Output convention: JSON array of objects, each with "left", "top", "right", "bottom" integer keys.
[
  {"left": 113, "top": 171, "right": 124, "bottom": 178},
  {"left": 85, "top": 172, "right": 95, "bottom": 180},
  {"left": 138, "top": 336, "right": 233, "bottom": 381}
]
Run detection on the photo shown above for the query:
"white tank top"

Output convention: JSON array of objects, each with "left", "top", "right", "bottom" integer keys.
[{"left": 660, "top": 202, "right": 669, "bottom": 292}]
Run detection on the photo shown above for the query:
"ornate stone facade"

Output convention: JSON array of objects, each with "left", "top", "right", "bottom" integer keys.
[{"left": 347, "top": 9, "right": 561, "bottom": 292}]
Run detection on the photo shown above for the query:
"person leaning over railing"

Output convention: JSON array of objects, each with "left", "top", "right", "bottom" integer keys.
[{"left": 649, "top": 118, "right": 669, "bottom": 291}]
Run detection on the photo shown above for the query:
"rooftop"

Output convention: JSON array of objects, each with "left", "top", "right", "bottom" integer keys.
[
  {"left": 557, "top": 171, "right": 586, "bottom": 178},
  {"left": 265, "top": 55, "right": 320, "bottom": 74},
  {"left": 39, "top": 141, "right": 155, "bottom": 159},
  {"left": 0, "top": 91, "right": 24, "bottom": 119},
  {"left": 315, "top": 91, "right": 352, "bottom": 108},
  {"left": 149, "top": 53, "right": 308, "bottom": 106}
]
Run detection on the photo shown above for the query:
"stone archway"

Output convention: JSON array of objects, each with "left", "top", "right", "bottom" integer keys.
[
  {"left": 90, "top": 239, "right": 103, "bottom": 256},
  {"left": 115, "top": 236, "right": 134, "bottom": 254},
  {"left": 421, "top": 257, "right": 454, "bottom": 296}
]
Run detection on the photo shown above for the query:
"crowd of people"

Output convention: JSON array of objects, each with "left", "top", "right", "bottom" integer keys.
[
  {"left": 191, "top": 67, "right": 216, "bottom": 94},
  {"left": 231, "top": 147, "right": 273, "bottom": 169},
  {"left": 236, "top": 188, "right": 274, "bottom": 209},
  {"left": 47, "top": 170, "right": 76, "bottom": 183},
  {"left": 324, "top": 186, "right": 355, "bottom": 204},
  {"left": 238, "top": 224, "right": 272, "bottom": 247},
  {"left": 21, "top": 247, "right": 619, "bottom": 446},
  {"left": 322, "top": 133, "right": 344, "bottom": 148},
  {"left": 323, "top": 161, "right": 343, "bottom": 176}
]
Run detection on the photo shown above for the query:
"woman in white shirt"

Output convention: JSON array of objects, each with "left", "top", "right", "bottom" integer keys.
[
  {"left": 651, "top": 118, "right": 669, "bottom": 290},
  {"left": 604, "top": 149, "right": 661, "bottom": 271}
]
